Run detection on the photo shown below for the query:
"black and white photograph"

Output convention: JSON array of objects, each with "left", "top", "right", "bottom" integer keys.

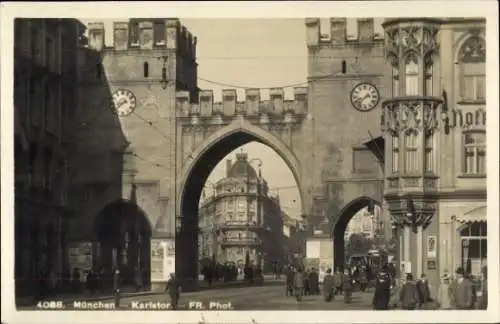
[{"left": 1, "top": 1, "right": 499, "bottom": 324}]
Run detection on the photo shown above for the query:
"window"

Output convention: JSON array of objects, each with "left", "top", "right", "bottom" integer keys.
[
  {"left": 129, "top": 22, "right": 140, "bottom": 45},
  {"left": 463, "top": 131, "right": 486, "bottom": 174},
  {"left": 459, "top": 37, "right": 486, "bottom": 102},
  {"left": 460, "top": 221, "right": 487, "bottom": 276},
  {"left": 391, "top": 134, "right": 399, "bottom": 173},
  {"left": 405, "top": 54, "right": 419, "bottom": 96},
  {"left": 392, "top": 67, "right": 399, "bottom": 97},
  {"left": 226, "top": 199, "right": 234, "bottom": 210},
  {"left": 341, "top": 60, "right": 347, "bottom": 74},
  {"left": 143, "top": 62, "right": 149, "bottom": 78},
  {"left": 404, "top": 131, "right": 419, "bottom": 172},
  {"left": 424, "top": 132, "right": 434, "bottom": 172},
  {"left": 154, "top": 22, "right": 165, "bottom": 44}
]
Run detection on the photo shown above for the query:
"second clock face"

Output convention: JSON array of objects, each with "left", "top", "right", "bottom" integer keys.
[
  {"left": 111, "top": 89, "right": 137, "bottom": 117},
  {"left": 350, "top": 83, "right": 380, "bottom": 112}
]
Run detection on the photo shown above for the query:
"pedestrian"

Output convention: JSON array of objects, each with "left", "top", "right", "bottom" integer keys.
[
  {"left": 309, "top": 268, "right": 320, "bottom": 295},
  {"left": 293, "top": 267, "right": 305, "bottom": 302},
  {"left": 113, "top": 268, "right": 121, "bottom": 308},
  {"left": 303, "top": 268, "right": 310, "bottom": 296},
  {"left": 372, "top": 266, "right": 391, "bottom": 310},
  {"left": 417, "top": 273, "right": 431, "bottom": 308},
  {"left": 437, "top": 271, "right": 452, "bottom": 309},
  {"left": 285, "top": 266, "right": 294, "bottom": 297},
  {"left": 333, "top": 267, "right": 343, "bottom": 299},
  {"left": 323, "top": 269, "right": 334, "bottom": 302},
  {"left": 450, "top": 266, "right": 476, "bottom": 310},
  {"left": 399, "top": 273, "right": 420, "bottom": 310},
  {"left": 71, "top": 268, "right": 80, "bottom": 293},
  {"left": 342, "top": 269, "right": 354, "bottom": 304},
  {"left": 166, "top": 272, "right": 181, "bottom": 310},
  {"left": 134, "top": 266, "right": 143, "bottom": 292},
  {"left": 477, "top": 265, "right": 487, "bottom": 309}
]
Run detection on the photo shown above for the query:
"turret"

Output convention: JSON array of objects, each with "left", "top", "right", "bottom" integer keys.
[
  {"left": 330, "top": 18, "right": 347, "bottom": 45},
  {"left": 305, "top": 18, "right": 320, "bottom": 47},
  {"left": 357, "top": 18, "right": 374, "bottom": 42},
  {"left": 113, "top": 21, "right": 128, "bottom": 51}
]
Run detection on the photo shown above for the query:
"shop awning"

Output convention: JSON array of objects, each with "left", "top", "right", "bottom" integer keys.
[{"left": 456, "top": 206, "right": 486, "bottom": 223}]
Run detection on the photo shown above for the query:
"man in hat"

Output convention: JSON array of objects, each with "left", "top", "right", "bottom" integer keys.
[
  {"left": 450, "top": 266, "right": 475, "bottom": 309},
  {"left": 372, "top": 265, "right": 392, "bottom": 310},
  {"left": 322, "top": 269, "right": 334, "bottom": 302}
]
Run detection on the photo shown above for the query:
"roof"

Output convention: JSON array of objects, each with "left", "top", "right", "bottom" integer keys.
[{"left": 227, "top": 152, "right": 258, "bottom": 180}]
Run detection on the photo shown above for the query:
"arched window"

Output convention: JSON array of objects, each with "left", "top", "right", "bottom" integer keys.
[
  {"left": 458, "top": 37, "right": 486, "bottom": 102},
  {"left": 391, "top": 134, "right": 399, "bottom": 173},
  {"left": 404, "top": 131, "right": 419, "bottom": 172},
  {"left": 424, "top": 56, "right": 433, "bottom": 96},
  {"left": 424, "top": 132, "right": 435, "bottom": 173},
  {"left": 143, "top": 62, "right": 149, "bottom": 78},
  {"left": 405, "top": 54, "right": 419, "bottom": 96},
  {"left": 463, "top": 130, "right": 486, "bottom": 175},
  {"left": 392, "top": 67, "right": 399, "bottom": 97}
]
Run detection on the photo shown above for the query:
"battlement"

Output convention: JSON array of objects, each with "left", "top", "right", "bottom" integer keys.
[
  {"left": 86, "top": 18, "right": 196, "bottom": 59},
  {"left": 306, "top": 18, "right": 384, "bottom": 47},
  {"left": 175, "top": 87, "right": 308, "bottom": 118}
]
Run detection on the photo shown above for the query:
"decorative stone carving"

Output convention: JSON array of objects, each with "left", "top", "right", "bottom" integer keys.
[
  {"left": 384, "top": 23, "right": 440, "bottom": 68},
  {"left": 459, "top": 37, "right": 485, "bottom": 62},
  {"left": 381, "top": 97, "right": 442, "bottom": 134}
]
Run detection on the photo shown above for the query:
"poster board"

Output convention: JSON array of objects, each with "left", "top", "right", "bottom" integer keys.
[
  {"left": 68, "top": 242, "right": 95, "bottom": 281},
  {"left": 426, "top": 234, "right": 437, "bottom": 259},
  {"left": 150, "top": 238, "right": 175, "bottom": 282}
]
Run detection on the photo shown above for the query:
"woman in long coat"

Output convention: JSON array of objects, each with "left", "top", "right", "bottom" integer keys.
[{"left": 437, "top": 273, "right": 452, "bottom": 309}]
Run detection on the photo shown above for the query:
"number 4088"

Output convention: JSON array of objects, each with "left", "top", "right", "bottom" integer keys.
[{"left": 36, "top": 301, "right": 64, "bottom": 309}]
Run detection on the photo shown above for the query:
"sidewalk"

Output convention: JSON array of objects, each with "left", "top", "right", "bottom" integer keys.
[{"left": 17, "top": 277, "right": 284, "bottom": 306}]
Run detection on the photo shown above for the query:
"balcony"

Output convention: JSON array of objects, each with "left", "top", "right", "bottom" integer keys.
[
  {"left": 215, "top": 220, "right": 262, "bottom": 231},
  {"left": 219, "top": 236, "right": 261, "bottom": 246}
]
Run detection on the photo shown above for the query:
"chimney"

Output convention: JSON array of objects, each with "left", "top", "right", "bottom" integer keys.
[{"left": 226, "top": 159, "right": 232, "bottom": 177}]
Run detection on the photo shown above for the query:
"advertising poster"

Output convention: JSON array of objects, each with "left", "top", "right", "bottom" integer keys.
[
  {"left": 427, "top": 234, "right": 437, "bottom": 259},
  {"left": 150, "top": 239, "right": 165, "bottom": 282},
  {"left": 306, "top": 240, "right": 320, "bottom": 259}
]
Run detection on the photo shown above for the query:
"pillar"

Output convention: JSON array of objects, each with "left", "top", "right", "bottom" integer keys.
[{"left": 416, "top": 226, "right": 423, "bottom": 278}]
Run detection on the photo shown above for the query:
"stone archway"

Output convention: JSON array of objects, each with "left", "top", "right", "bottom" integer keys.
[
  {"left": 93, "top": 200, "right": 153, "bottom": 287},
  {"left": 332, "top": 196, "right": 381, "bottom": 271},
  {"left": 176, "top": 121, "right": 304, "bottom": 285}
]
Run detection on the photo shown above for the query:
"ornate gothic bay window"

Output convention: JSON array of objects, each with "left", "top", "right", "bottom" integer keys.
[
  {"left": 463, "top": 131, "right": 486, "bottom": 175},
  {"left": 424, "top": 57, "right": 434, "bottom": 96},
  {"left": 459, "top": 37, "right": 486, "bottom": 102},
  {"left": 392, "top": 67, "right": 400, "bottom": 97}
]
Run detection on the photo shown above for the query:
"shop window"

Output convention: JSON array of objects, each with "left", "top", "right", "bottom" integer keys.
[
  {"left": 460, "top": 221, "right": 487, "bottom": 276},
  {"left": 391, "top": 134, "right": 399, "bottom": 173},
  {"left": 404, "top": 131, "right": 419, "bottom": 172},
  {"left": 463, "top": 131, "right": 486, "bottom": 175},
  {"left": 405, "top": 54, "right": 419, "bottom": 96},
  {"left": 458, "top": 37, "right": 486, "bottom": 102}
]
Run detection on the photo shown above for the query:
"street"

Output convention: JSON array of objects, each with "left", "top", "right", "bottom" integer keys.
[{"left": 20, "top": 283, "right": 377, "bottom": 310}]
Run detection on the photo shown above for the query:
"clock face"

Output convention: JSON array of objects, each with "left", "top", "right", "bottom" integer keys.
[
  {"left": 350, "top": 83, "right": 380, "bottom": 112},
  {"left": 111, "top": 89, "right": 137, "bottom": 117}
]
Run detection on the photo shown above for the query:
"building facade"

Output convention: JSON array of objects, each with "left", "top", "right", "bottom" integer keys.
[
  {"left": 344, "top": 205, "right": 382, "bottom": 240},
  {"left": 14, "top": 18, "right": 85, "bottom": 296},
  {"left": 380, "top": 18, "right": 487, "bottom": 291},
  {"left": 198, "top": 152, "right": 284, "bottom": 272}
]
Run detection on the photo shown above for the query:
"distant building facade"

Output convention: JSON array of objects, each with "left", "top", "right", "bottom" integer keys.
[
  {"left": 14, "top": 18, "right": 85, "bottom": 296},
  {"left": 344, "top": 205, "right": 382, "bottom": 240},
  {"left": 198, "top": 152, "right": 284, "bottom": 272}
]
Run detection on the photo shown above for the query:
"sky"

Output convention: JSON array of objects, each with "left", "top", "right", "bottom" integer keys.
[{"left": 80, "top": 18, "right": 385, "bottom": 219}]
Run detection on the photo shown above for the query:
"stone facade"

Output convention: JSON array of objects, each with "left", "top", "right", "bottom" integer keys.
[
  {"left": 14, "top": 18, "right": 85, "bottom": 296},
  {"left": 198, "top": 152, "right": 284, "bottom": 273}
]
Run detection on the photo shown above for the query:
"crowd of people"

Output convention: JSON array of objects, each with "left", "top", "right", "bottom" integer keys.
[
  {"left": 200, "top": 262, "right": 264, "bottom": 286},
  {"left": 281, "top": 263, "right": 488, "bottom": 310}
]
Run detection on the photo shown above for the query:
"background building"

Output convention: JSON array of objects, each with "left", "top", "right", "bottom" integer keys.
[
  {"left": 344, "top": 205, "right": 382, "bottom": 240},
  {"left": 14, "top": 18, "right": 85, "bottom": 296},
  {"left": 198, "top": 152, "right": 284, "bottom": 272}
]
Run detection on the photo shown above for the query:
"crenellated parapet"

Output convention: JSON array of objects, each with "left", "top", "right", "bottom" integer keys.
[
  {"left": 306, "top": 18, "right": 384, "bottom": 48},
  {"left": 85, "top": 18, "right": 196, "bottom": 60},
  {"left": 175, "top": 87, "right": 308, "bottom": 125}
]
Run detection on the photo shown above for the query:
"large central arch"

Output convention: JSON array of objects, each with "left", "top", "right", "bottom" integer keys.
[{"left": 176, "top": 119, "right": 304, "bottom": 285}]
